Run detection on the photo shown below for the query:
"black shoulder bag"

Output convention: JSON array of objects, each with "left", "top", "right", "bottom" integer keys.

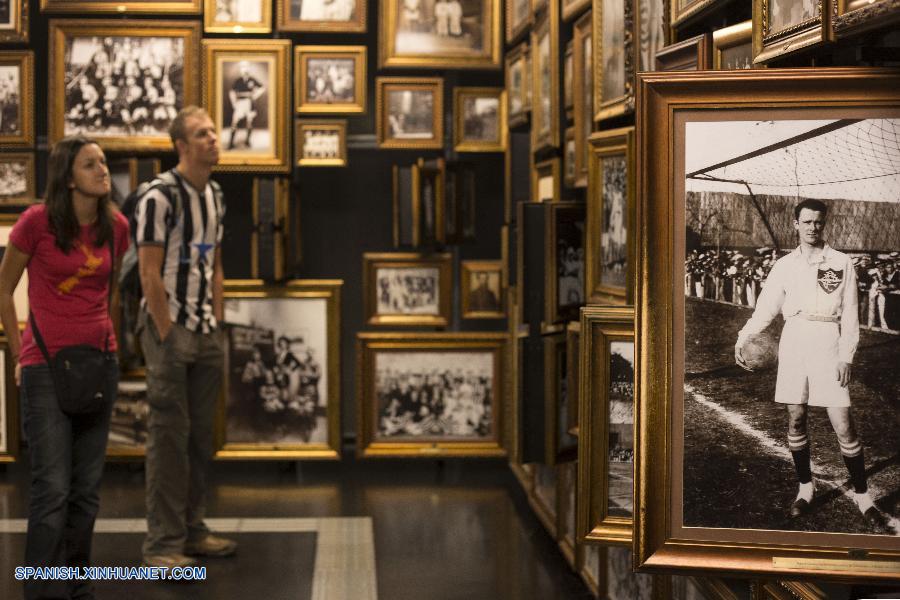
[{"left": 29, "top": 236, "right": 117, "bottom": 416}]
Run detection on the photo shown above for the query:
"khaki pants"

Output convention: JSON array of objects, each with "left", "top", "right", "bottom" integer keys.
[{"left": 138, "top": 310, "right": 224, "bottom": 556}]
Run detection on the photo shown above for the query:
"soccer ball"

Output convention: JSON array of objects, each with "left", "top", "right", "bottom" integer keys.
[{"left": 740, "top": 333, "right": 778, "bottom": 371}]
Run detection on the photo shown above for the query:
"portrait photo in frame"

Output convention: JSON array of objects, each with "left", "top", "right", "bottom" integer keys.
[
  {"left": 276, "top": 0, "right": 366, "bottom": 32},
  {"left": 0, "top": 344, "right": 18, "bottom": 462},
  {"left": 376, "top": 77, "right": 444, "bottom": 150},
  {"left": 379, "top": 0, "right": 501, "bottom": 69},
  {"left": 107, "top": 376, "right": 149, "bottom": 459},
  {"left": 203, "top": 39, "right": 290, "bottom": 172},
  {"left": 453, "top": 87, "right": 507, "bottom": 152},
  {"left": 530, "top": 2, "right": 559, "bottom": 152},
  {"left": 635, "top": 68, "right": 900, "bottom": 580},
  {"left": 356, "top": 331, "right": 507, "bottom": 458},
  {"left": 546, "top": 202, "right": 586, "bottom": 326},
  {"left": 506, "top": 0, "right": 531, "bottom": 42},
  {"left": 0, "top": 153, "right": 35, "bottom": 206},
  {"left": 204, "top": 0, "right": 271, "bottom": 34},
  {"left": 0, "top": 0, "right": 27, "bottom": 42},
  {"left": 363, "top": 252, "right": 452, "bottom": 327},
  {"left": 295, "top": 45, "right": 366, "bottom": 115},
  {"left": 573, "top": 9, "right": 592, "bottom": 188},
  {"left": 0, "top": 51, "right": 33, "bottom": 147},
  {"left": 461, "top": 260, "right": 505, "bottom": 319},
  {"left": 505, "top": 42, "right": 530, "bottom": 128},
  {"left": 295, "top": 119, "right": 347, "bottom": 167},
  {"left": 42, "top": 0, "right": 200, "bottom": 14},
  {"left": 752, "top": 0, "right": 828, "bottom": 64},
  {"left": 217, "top": 279, "right": 342, "bottom": 459},
  {"left": 713, "top": 20, "right": 754, "bottom": 70},
  {"left": 49, "top": 20, "right": 200, "bottom": 152},
  {"left": 831, "top": 0, "right": 900, "bottom": 39},
  {"left": 593, "top": 0, "right": 633, "bottom": 122}
]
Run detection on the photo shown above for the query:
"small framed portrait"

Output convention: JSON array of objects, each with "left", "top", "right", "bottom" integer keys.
[
  {"left": 42, "top": 0, "right": 200, "bottom": 13},
  {"left": 564, "top": 41, "right": 574, "bottom": 119},
  {"left": 577, "top": 306, "right": 635, "bottom": 545},
  {"left": 506, "top": 0, "right": 531, "bottom": 43},
  {"left": 529, "top": 463, "right": 559, "bottom": 536},
  {"left": 669, "top": 0, "right": 720, "bottom": 28},
  {"left": 461, "top": 260, "right": 505, "bottom": 319},
  {"left": 277, "top": 0, "right": 366, "bottom": 32},
  {"left": 251, "top": 177, "right": 292, "bottom": 281},
  {"left": 204, "top": 0, "right": 271, "bottom": 34},
  {"left": 712, "top": 21, "right": 753, "bottom": 70},
  {"left": 544, "top": 331, "right": 577, "bottom": 463},
  {"left": 532, "top": 156, "right": 560, "bottom": 203},
  {"left": 586, "top": 127, "right": 635, "bottom": 304},
  {"left": 376, "top": 77, "right": 444, "bottom": 149},
  {"left": 0, "top": 344, "right": 18, "bottom": 462},
  {"left": 593, "top": 0, "right": 633, "bottom": 122},
  {"left": 363, "top": 252, "right": 452, "bottom": 327},
  {"left": 379, "top": 0, "right": 501, "bottom": 69},
  {"left": 634, "top": 0, "right": 668, "bottom": 74},
  {"left": 573, "top": 10, "right": 592, "bottom": 188},
  {"left": 564, "top": 126, "right": 576, "bottom": 188},
  {"left": 49, "top": 20, "right": 200, "bottom": 152},
  {"left": 753, "top": 0, "right": 827, "bottom": 64},
  {"left": 453, "top": 87, "right": 507, "bottom": 153},
  {"left": 356, "top": 331, "right": 508, "bottom": 457},
  {"left": 295, "top": 45, "right": 366, "bottom": 115},
  {"left": 0, "top": 0, "right": 28, "bottom": 42},
  {"left": 655, "top": 33, "right": 711, "bottom": 70},
  {"left": 505, "top": 42, "right": 530, "bottom": 128},
  {"left": 832, "top": 0, "right": 900, "bottom": 39},
  {"left": 203, "top": 39, "right": 291, "bottom": 172},
  {"left": 296, "top": 119, "right": 347, "bottom": 167},
  {"left": 0, "top": 214, "right": 29, "bottom": 325},
  {"left": 217, "top": 279, "right": 342, "bottom": 459},
  {"left": 546, "top": 202, "right": 585, "bottom": 326},
  {"left": 562, "top": 0, "right": 590, "bottom": 21},
  {"left": 636, "top": 69, "right": 900, "bottom": 579},
  {"left": 530, "top": 5, "right": 560, "bottom": 152},
  {"left": 107, "top": 376, "right": 149, "bottom": 458},
  {"left": 0, "top": 153, "right": 35, "bottom": 206},
  {"left": 0, "top": 51, "right": 33, "bottom": 147}
]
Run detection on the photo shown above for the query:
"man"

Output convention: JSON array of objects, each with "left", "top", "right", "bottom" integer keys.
[
  {"left": 227, "top": 62, "right": 266, "bottom": 150},
  {"left": 468, "top": 272, "right": 499, "bottom": 312},
  {"left": 135, "top": 106, "right": 236, "bottom": 568},
  {"left": 734, "top": 199, "right": 880, "bottom": 526}
]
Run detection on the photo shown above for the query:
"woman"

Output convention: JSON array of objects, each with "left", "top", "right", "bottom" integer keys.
[{"left": 0, "top": 136, "right": 129, "bottom": 600}]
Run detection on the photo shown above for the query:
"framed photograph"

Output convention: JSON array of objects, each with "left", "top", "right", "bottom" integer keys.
[
  {"left": 107, "top": 376, "right": 149, "bottom": 458},
  {"left": 218, "top": 279, "right": 342, "bottom": 459},
  {"left": 108, "top": 157, "right": 160, "bottom": 205},
  {"left": 0, "top": 51, "right": 33, "bottom": 147},
  {"left": 578, "top": 306, "right": 635, "bottom": 545},
  {"left": 363, "top": 252, "right": 452, "bottom": 327},
  {"left": 42, "top": 0, "right": 200, "bottom": 14},
  {"left": 545, "top": 331, "right": 578, "bottom": 463},
  {"left": 530, "top": 463, "right": 559, "bottom": 536},
  {"left": 276, "top": 0, "right": 366, "bottom": 32},
  {"left": 546, "top": 202, "right": 586, "bottom": 326},
  {"left": 356, "top": 332, "right": 508, "bottom": 457},
  {"left": 573, "top": 10, "right": 592, "bottom": 189},
  {"left": 532, "top": 157, "right": 560, "bottom": 203},
  {"left": 379, "top": 0, "right": 501, "bottom": 69},
  {"left": 453, "top": 87, "right": 506, "bottom": 152},
  {"left": 0, "top": 153, "right": 35, "bottom": 206},
  {"left": 832, "top": 0, "right": 900, "bottom": 39},
  {"left": 586, "top": 127, "right": 635, "bottom": 304},
  {"left": 669, "top": 0, "right": 720, "bottom": 28},
  {"left": 49, "top": 20, "right": 200, "bottom": 152},
  {"left": 0, "top": 344, "right": 18, "bottom": 462},
  {"left": 461, "top": 260, "right": 505, "bottom": 319},
  {"left": 296, "top": 119, "right": 347, "bottom": 167},
  {"left": 712, "top": 20, "right": 754, "bottom": 70},
  {"left": 562, "top": 0, "right": 590, "bottom": 21},
  {"left": 752, "top": 0, "right": 828, "bottom": 64},
  {"left": 0, "top": 0, "right": 27, "bottom": 42},
  {"left": 204, "top": 0, "right": 271, "bottom": 33},
  {"left": 635, "top": 69, "right": 900, "bottom": 579},
  {"left": 506, "top": 0, "right": 532, "bottom": 42},
  {"left": 250, "top": 177, "right": 291, "bottom": 281},
  {"left": 564, "top": 126, "right": 576, "bottom": 188},
  {"left": 0, "top": 214, "right": 28, "bottom": 326},
  {"left": 505, "top": 42, "right": 530, "bottom": 128},
  {"left": 558, "top": 461, "right": 578, "bottom": 568},
  {"left": 295, "top": 46, "right": 366, "bottom": 115},
  {"left": 593, "top": 0, "right": 633, "bottom": 122},
  {"left": 376, "top": 77, "right": 444, "bottom": 150},
  {"left": 564, "top": 41, "right": 574, "bottom": 119},
  {"left": 566, "top": 320, "right": 581, "bottom": 436},
  {"left": 655, "top": 33, "right": 711, "bottom": 71},
  {"left": 634, "top": 0, "right": 668, "bottom": 74},
  {"left": 530, "top": 4, "right": 560, "bottom": 152}
]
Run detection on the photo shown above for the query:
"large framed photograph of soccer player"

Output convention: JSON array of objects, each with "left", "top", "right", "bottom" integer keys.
[
  {"left": 593, "top": 0, "right": 633, "bottom": 122},
  {"left": 203, "top": 39, "right": 290, "bottom": 173},
  {"left": 106, "top": 375, "right": 149, "bottom": 459},
  {"left": 578, "top": 306, "right": 635, "bottom": 545},
  {"left": 295, "top": 119, "right": 347, "bottom": 167},
  {"left": 376, "top": 77, "right": 444, "bottom": 150},
  {"left": 356, "top": 332, "right": 507, "bottom": 458},
  {"left": 461, "top": 260, "right": 505, "bottom": 319},
  {"left": 204, "top": 0, "right": 271, "bottom": 34},
  {"left": 0, "top": 153, "right": 35, "bottom": 206},
  {"left": 276, "top": 0, "right": 366, "bottom": 32},
  {"left": 530, "top": 4, "right": 559, "bottom": 153},
  {"left": 752, "top": 0, "right": 829, "bottom": 65},
  {"left": 378, "top": 0, "right": 501, "bottom": 69},
  {"left": 0, "top": 0, "right": 27, "bottom": 42},
  {"left": 0, "top": 214, "right": 29, "bottom": 327},
  {"left": 217, "top": 279, "right": 342, "bottom": 459},
  {"left": 635, "top": 69, "right": 900, "bottom": 580},
  {"left": 49, "top": 20, "right": 200, "bottom": 152},
  {"left": 295, "top": 46, "right": 366, "bottom": 115},
  {"left": 42, "top": 0, "right": 200, "bottom": 13},
  {"left": 453, "top": 87, "right": 506, "bottom": 153},
  {"left": 0, "top": 51, "right": 33, "bottom": 147},
  {"left": 831, "top": 0, "right": 900, "bottom": 39},
  {"left": 363, "top": 252, "right": 452, "bottom": 327},
  {"left": 586, "top": 127, "right": 635, "bottom": 304},
  {"left": 0, "top": 344, "right": 18, "bottom": 462}
]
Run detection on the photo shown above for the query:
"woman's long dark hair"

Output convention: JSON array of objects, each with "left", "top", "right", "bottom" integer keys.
[{"left": 45, "top": 135, "right": 114, "bottom": 253}]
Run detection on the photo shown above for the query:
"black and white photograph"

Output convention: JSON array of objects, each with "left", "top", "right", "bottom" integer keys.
[
  {"left": 224, "top": 296, "right": 329, "bottom": 446},
  {"left": 107, "top": 379, "right": 149, "bottom": 455},
  {"left": 0, "top": 155, "right": 30, "bottom": 205},
  {"left": 637, "top": 0, "right": 665, "bottom": 72},
  {"left": 298, "top": 126, "right": 344, "bottom": 165},
  {"left": 387, "top": 89, "right": 435, "bottom": 140},
  {"left": 306, "top": 58, "right": 355, "bottom": 104},
  {"left": 607, "top": 340, "right": 634, "bottom": 518},
  {"left": 0, "top": 64, "right": 20, "bottom": 136},
  {"left": 767, "top": 0, "right": 817, "bottom": 34},
  {"left": 462, "top": 261, "right": 503, "bottom": 317},
  {"left": 600, "top": 155, "right": 628, "bottom": 289},
  {"left": 606, "top": 547, "right": 653, "bottom": 600},
  {"left": 290, "top": 0, "right": 358, "bottom": 22},
  {"left": 683, "top": 118, "right": 900, "bottom": 536},
  {"left": 720, "top": 42, "right": 753, "bottom": 69},
  {"left": 508, "top": 0, "right": 529, "bottom": 37},
  {"left": 0, "top": 0, "right": 12, "bottom": 31},
  {"left": 600, "top": 0, "right": 625, "bottom": 104},
  {"left": 391, "top": 0, "right": 485, "bottom": 56},
  {"left": 565, "top": 129, "right": 576, "bottom": 186},
  {"left": 220, "top": 59, "right": 270, "bottom": 153},
  {"left": 454, "top": 87, "right": 504, "bottom": 152},
  {"left": 537, "top": 31, "right": 551, "bottom": 138},
  {"left": 564, "top": 43, "right": 574, "bottom": 111},
  {"left": 462, "top": 95, "right": 498, "bottom": 142},
  {"left": 376, "top": 266, "right": 440, "bottom": 316},
  {"left": 375, "top": 351, "right": 494, "bottom": 438},
  {"left": 214, "top": 0, "right": 263, "bottom": 23},
  {"left": 556, "top": 212, "right": 585, "bottom": 312},
  {"left": 507, "top": 51, "right": 524, "bottom": 118}
]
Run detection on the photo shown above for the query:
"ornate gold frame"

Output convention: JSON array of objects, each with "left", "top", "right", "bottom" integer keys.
[
  {"left": 276, "top": 0, "right": 366, "bottom": 32},
  {"left": 669, "top": 0, "right": 720, "bottom": 28},
  {"left": 0, "top": 0, "right": 27, "bottom": 42},
  {"left": 530, "top": 2, "right": 560, "bottom": 152},
  {"left": 42, "top": 0, "right": 200, "bottom": 13},
  {"left": 250, "top": 177, "right": 291, "bottom": 281},
  {"left": 295, "top": 119, "right": 347, "bottom": 167},
  {"left": 753, "top": 0, "right": 830, "bottom": 64},
  {"left": 562, "top": 0, "right": 590, "bottom": 21},
  {"left": 216, "top": 279, "right": 342, "bottom": 459},
  {"left": 461, "top": 260, "right": 506, "bottom": 319},
  {"left": 0, "top": 153, "right": 35, "bottom": 206},
  {"left": 634, "top": 68, "right": 900, "bottom": 580},
  {"left": 0, "top": 340, "right": 19, "bottom": 462},
  {"left": 0, "top": 51, "right": 33, "bottom": 147},
  {"left": 49, "top": 20, "right": 200, "bottom": 152},
  {"left": 362, "top": 252, "right": 452, "bottom": 327},
  {"left": 832, "top": 0, "right": 900, "bottom": 38},
  {"left": 295, "top": 45, "right": 366, "bottom": 115},
  {"left": 204, "top": 0, "right": 271, "bottom": 33},
  {"left": 505, "top": 42, "right": 531, "bottom": 128},
  {"left": 593, "top": 0, "right": 635, "bottom": 122},
  {"left": 453, "top": 87, "right": 507, "bottom": 152},
  {"left": 712, "top": 20, "right": 753, "bottom": 70},
  {"left": 356, "top": 332, "right": 508, "bottom": 458},
  {"left": 532, "top": 157, "right": 561, "bottom": 203},
  {"left": 654, "top": 33, "right": 711, "bottom": 71},
  {"left": 506, "top": 0, "right": 533, "bottom": 42},
  {"left": 573, "top": 9, "right": 592, "bottom": 189},
  {"left": 376, "top": 77, "right": 444, "bottom": 150},
  {"left": 586, "top": 127, "right": 635, "bottom": 304}
]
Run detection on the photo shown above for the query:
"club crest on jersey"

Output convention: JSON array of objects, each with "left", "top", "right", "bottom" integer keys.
[{"left": 817, "top": 268, "right": 843, "bottom": 294}]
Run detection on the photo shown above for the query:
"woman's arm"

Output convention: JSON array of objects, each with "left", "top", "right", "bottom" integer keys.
[{"left": 0, "top": 244, "right": 30, "bottom": 372}]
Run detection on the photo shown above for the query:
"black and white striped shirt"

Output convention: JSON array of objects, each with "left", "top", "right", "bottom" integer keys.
[{"left": 135, "top": 169, "right": 225, "bottom": 333}]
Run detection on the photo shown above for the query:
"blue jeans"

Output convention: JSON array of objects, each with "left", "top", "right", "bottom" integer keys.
[{"left": 21, "top": 361, "right": 117, "bottom": 600}]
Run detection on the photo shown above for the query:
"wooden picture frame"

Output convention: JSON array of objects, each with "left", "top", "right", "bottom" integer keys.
[
  {"left": 506, "top": 0, "right": 532, "bottom": 43},
  {"left": 42, "top": 0, "right": 200, "bottom": 14},
  {"left": 562, "top": 0, "right": 590, "bottom": 21},
  {"left": 544, "top": 330, "right": 577, "bottom": 464},
  {"left": 203, "top": 39, "right": 291, "bottom": 172},
  {"left": 376, "top": 77, "right": 444, "bottom": 150},
  {"left": 635, "top": 68, "right": 900, "bottom": 580},
  {"left": 0, "top": 51, "right": 33, "bottom": 147},
  {"left": 566, "top": 320, "right": 581, "bottom": 437},
  {"left": 461, "top": 260, "right": 506, "bottom": 319},
  {"left": 505, "top": 42, "right": 531, "bottom": 128},
  {"left": 654, "top": 33, "right": 711, "bottom": 71},
  {"left": 573, "top": 9, "right": 593, "bottom": 189},
  {"left": 217, "top": 279, "right": 342, "bottom": 459},
  {"left": 106, "top": 373, "right": 149, "bottom": 459},
  {"left": 0, "top": 0, "right": 28, "bottom": 42},
  {"left": 250, "top": 177, "right": 291, "bottom": 281},
  {"left": 295, "top": 45, "right": 366, "bottom": 115},
  {"left": 712, "top": 20, "right": 754, "bottom": 70},
  {"left": 530, "top": 1, "right": 560, "bottom": 152},
  {"left": 362, "top": 252, "right": 452, "bottom": 327},
  {"left": 454, "top": 87, "right": 507, "bottom": 153},
  {"left": 586, "top": 127, "right": 635, "bottom": 304},
  {"left": 276, "top": 0, "right": 366, "bottom": 32},
  {"left": 832, "top": 0, "right": 900, "bottom": 39},
  {"left": 49, "top": 20, "right": 200, "bottom": 152},
  {"left": 356, "top": 332, "right": 508, "bottom": 457},
  {"left": 379, "top": 0, "right": 501, "bottom": 69},
  {"left": 0, "top": 153, "right": 35, "bottom": 206},
  {"left": 532, "top": 156, "right": 561, "bottom": 203},
  {"left": 752, "top": 0, "right": 830, "bottom": 64},
  {"left": 0, "top": 343, "right": 18, "bottom": 462},
  {"left": 545, "top": 202, "right": 585, "bottom": 327},
  {"left": 204, "top": 0, "right": 271, "bottom": 33},
  {"left": 593, "top": 0, "right": 634, "bottom": 122},
  {"left": 295, "top": 119, "right": 347, "bottom": 167}
]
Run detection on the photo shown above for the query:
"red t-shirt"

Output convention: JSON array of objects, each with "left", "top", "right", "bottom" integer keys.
[{"left": 10, "top": 204, "right": 130, "bottom": 366}]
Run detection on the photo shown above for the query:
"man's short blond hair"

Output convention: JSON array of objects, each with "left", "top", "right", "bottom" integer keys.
[{"left": 169, "top": 105, "right": 211, "bottom": 150}]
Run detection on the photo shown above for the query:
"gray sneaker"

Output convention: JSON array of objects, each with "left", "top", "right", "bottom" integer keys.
[
  {"left": 184, "top": 534, "right": 238, "bottom": 557},
  {"left": 142, "top": 553, "right": 198, "bottom": 569}
]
